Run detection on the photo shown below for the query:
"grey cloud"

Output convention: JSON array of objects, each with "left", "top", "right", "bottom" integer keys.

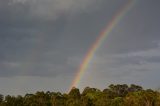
[
  {"left": 1, "top": 0, "right": 160, "bottom": 78},
  {"left": 0, "top": 0, "right": 160, "bottom": 94},
  {"left": 9, "top": 0, "right": 104, "bottom": 20},
  {"left": 0, "top": 60, "right": 75, "bottom": 77},
  {"left": 97, "top": 0, "right": 160, "bottom": 54},
  {"left": 86, "top": 43, "right": 160, "bottom": 83},
  {"left": 0, "top": 75, "right": 72, "bottom": 95}
]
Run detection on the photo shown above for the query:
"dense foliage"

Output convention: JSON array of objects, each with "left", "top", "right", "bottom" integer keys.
[{"left": 0, "top": 84, "right": 160, "bottom": 106}]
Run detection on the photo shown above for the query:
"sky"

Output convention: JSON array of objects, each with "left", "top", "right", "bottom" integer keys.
[{"left": 0, "top": 0, "right": 160, "bottom": 95}]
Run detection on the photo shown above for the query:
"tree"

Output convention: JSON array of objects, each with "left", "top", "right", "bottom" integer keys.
[
  {"left": 124, "top": 90, "right": 156, "bottom": 106},
  {"left": 81, "top": 87, "right": 102, "bottom": 106},
  {"left": 107, "top": 84, "right": 129, "bottom": 97},
  {"left": 51, "top": 92, "right": 66, "bottom": 106},
  {"left": 0, "top": 84, "right": 159, "bottom": 106},
  {"left": 68, "top": 87, "right": 81, "bottom": 99},
  {"left": 129, "top": 84, "right": 143, "bottom": 92},
  {"left": 0, "top": 94, "right": 3, "bottom": 103},
  {"left": 94, "top": 93, "right": 112, "bottom": 106},
  {"left": 66, "top": 87, "right": 81, "bottom": 106},
  {"left": 111, "top": 97, "right": 124, "bottom": 106}
]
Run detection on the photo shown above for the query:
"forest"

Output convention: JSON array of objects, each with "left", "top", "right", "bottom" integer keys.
[{"left": 0, "top": 84, "right": 160, "bottom": 106}]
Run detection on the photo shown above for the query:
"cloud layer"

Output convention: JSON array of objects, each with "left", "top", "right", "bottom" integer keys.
[
  {"left": 0, "top": 0, "right": 160, "bottom": 94},
  {"left": 9, "top": 0, "right": 104, "bottom": 20}
]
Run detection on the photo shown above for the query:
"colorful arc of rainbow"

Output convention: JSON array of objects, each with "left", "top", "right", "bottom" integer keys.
[{"left": 69, "top": 0, "right": 136, "bottom": 91}]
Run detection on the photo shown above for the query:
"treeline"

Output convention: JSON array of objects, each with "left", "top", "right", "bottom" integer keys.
[{"left": 0, "top": 84, "right": 160, "bottom": 106}]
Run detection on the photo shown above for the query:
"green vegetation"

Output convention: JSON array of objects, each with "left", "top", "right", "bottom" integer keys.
[{"left": 0, "top": 84, "right": 160, "bottom": 106}]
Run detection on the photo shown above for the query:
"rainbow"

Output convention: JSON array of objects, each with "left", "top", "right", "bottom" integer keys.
[{"left": 69, "top": 0, "right": 136, "bottom": 91}]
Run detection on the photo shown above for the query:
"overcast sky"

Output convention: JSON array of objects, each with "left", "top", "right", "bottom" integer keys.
[{"left": 0, "top": 0, "right": 160, "bottom": 95}]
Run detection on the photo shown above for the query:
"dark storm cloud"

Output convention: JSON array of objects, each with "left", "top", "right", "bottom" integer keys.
[
  {"left": 0, "top": 0, "right": 160, "bottom": 94},
  {"left": 0, "top": 0, "right": 106, "bottom": 77},
  {"left": 89, "top": 42, "right": 160, "bottom": 82},
  {"left": 99, "top": 0, "right": 160, "bottom": 54}
]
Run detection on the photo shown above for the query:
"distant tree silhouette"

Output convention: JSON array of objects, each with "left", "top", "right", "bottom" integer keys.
[{"left": 0, "top": 84, "right": 160, "bottom": 106}]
